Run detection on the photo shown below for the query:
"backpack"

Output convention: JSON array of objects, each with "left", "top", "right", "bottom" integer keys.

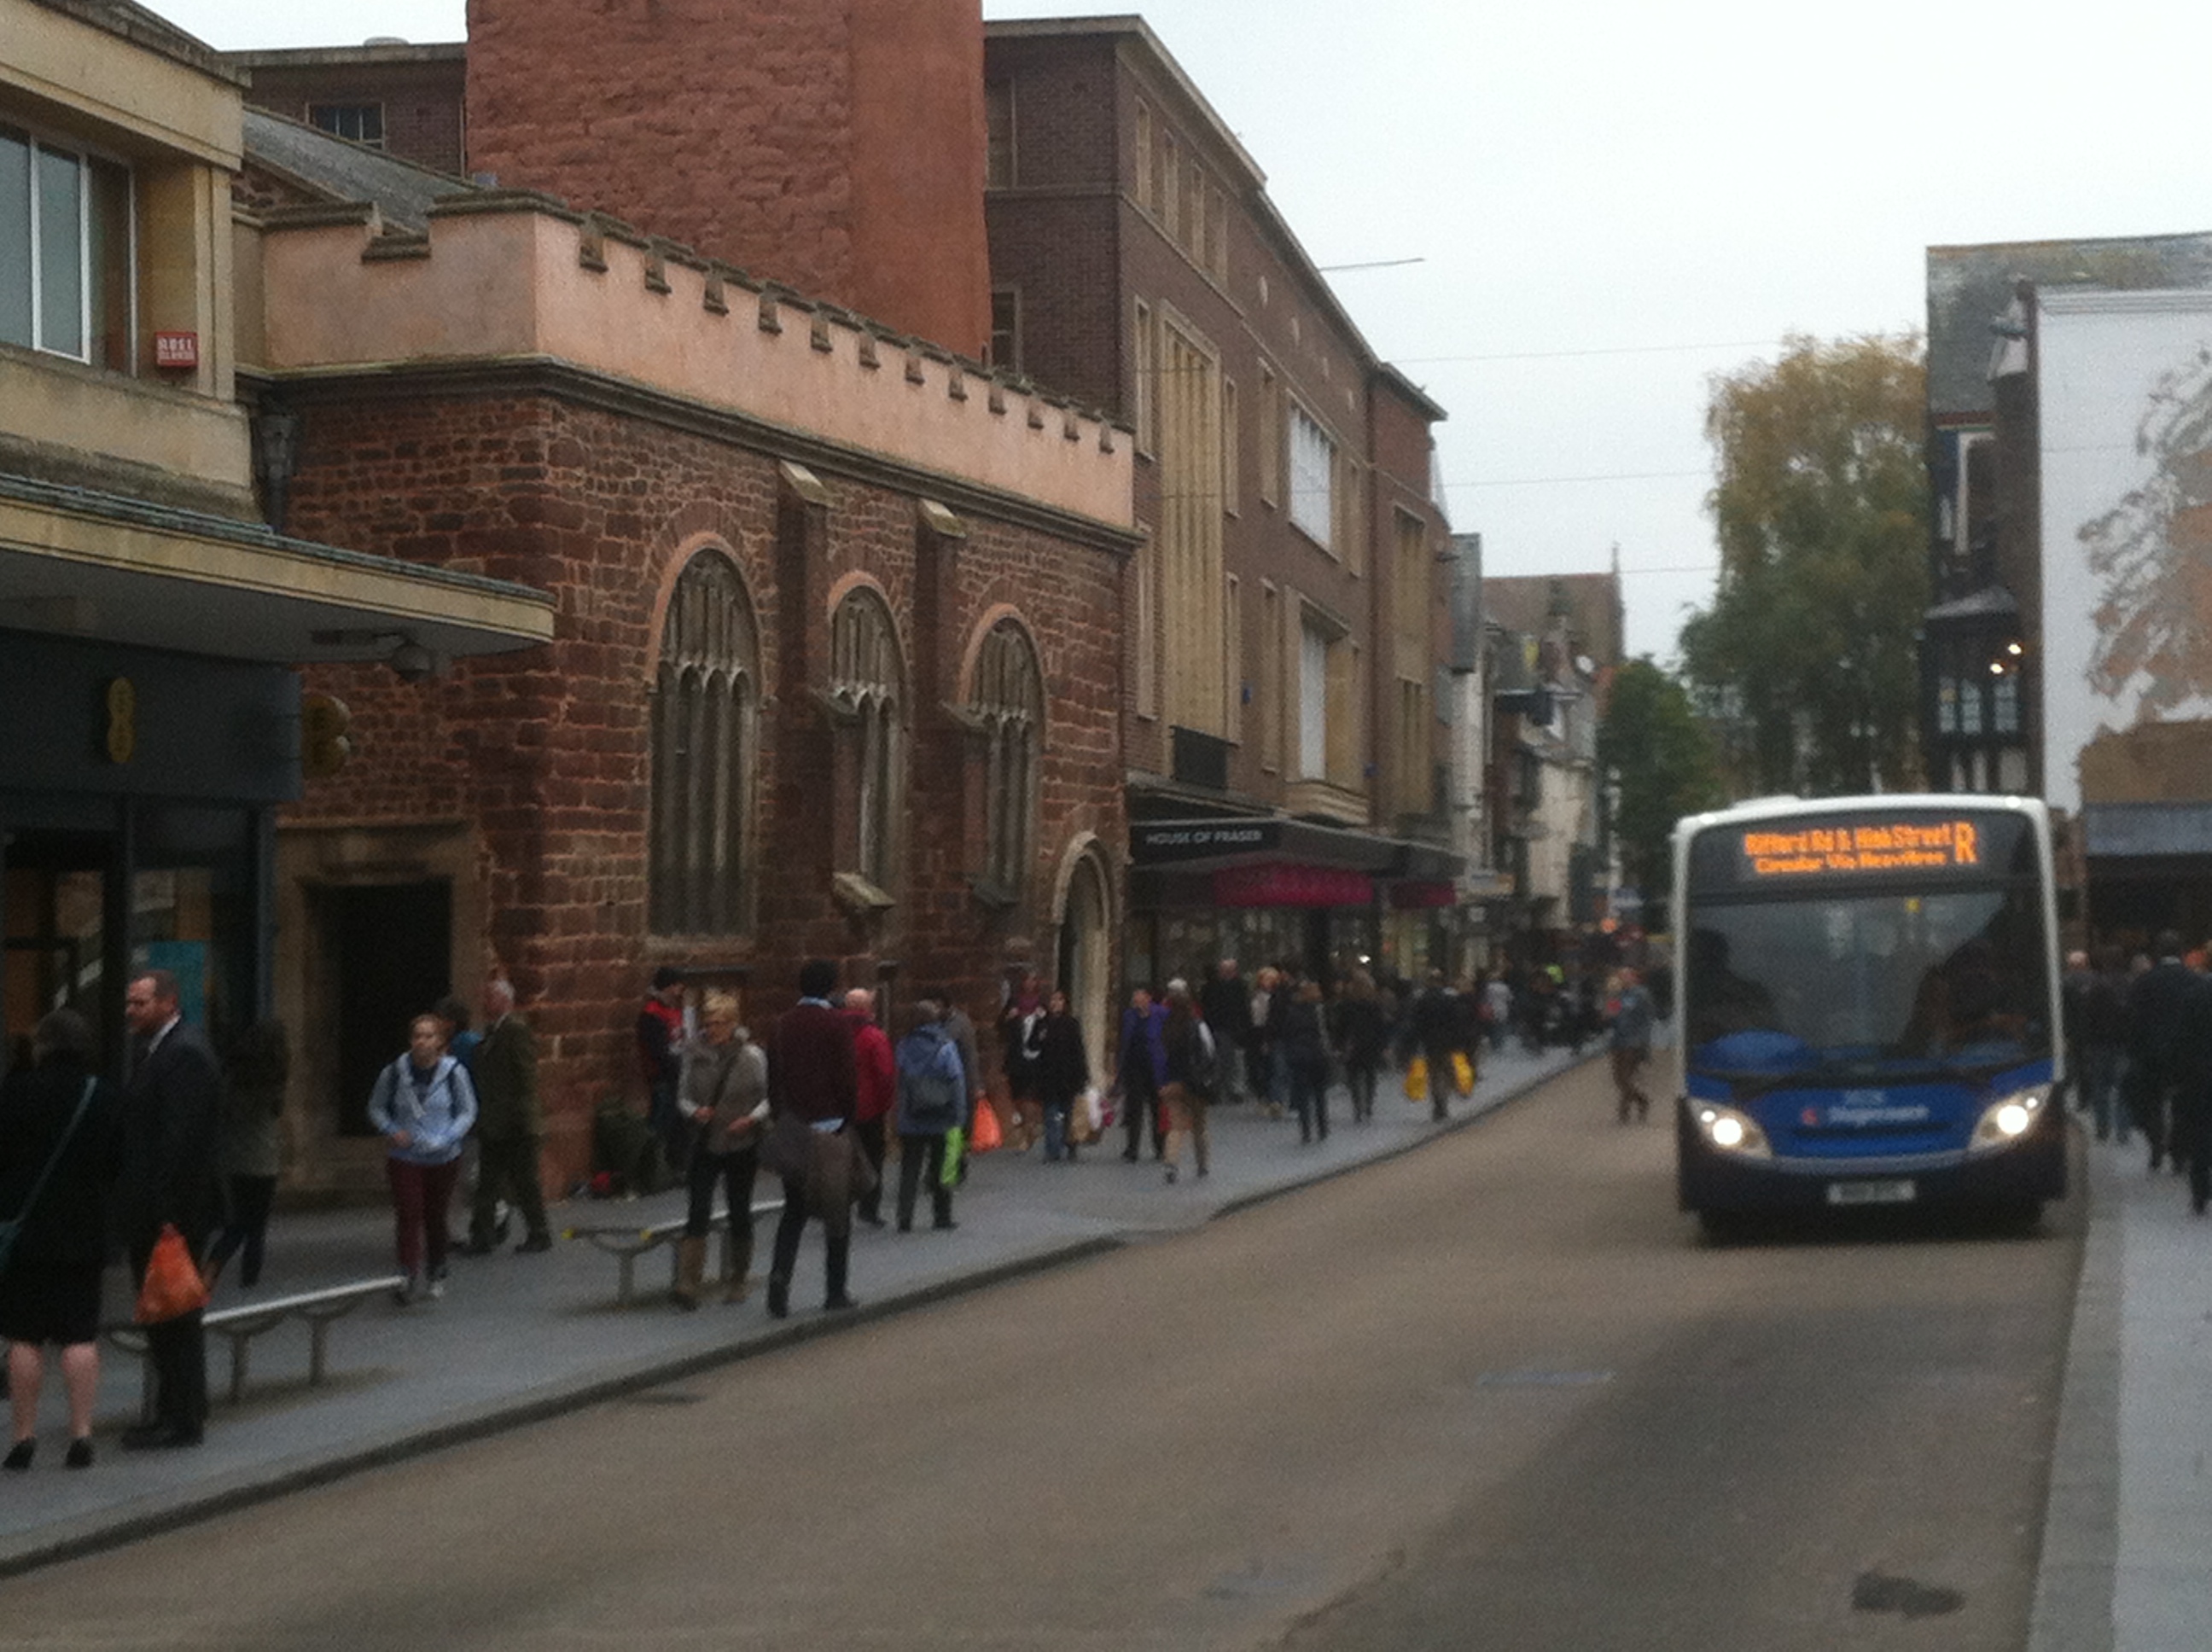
[{"left": 899, "top": 1034, "right": 964, "bottom": 1130}]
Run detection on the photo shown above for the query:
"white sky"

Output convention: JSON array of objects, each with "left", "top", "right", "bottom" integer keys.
[{"left": 152, "top": 0, "right": 2212, "bottom": 662}]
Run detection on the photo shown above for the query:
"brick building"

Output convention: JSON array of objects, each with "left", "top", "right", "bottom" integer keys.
[
  {"left": 230, "top": 0, "right": 990, "bottom": 362},
  {"left": 981, "top": 18, "right": 1462, "bottom": 986},
  {"left": 225, "top": 40, "right": 466, "bottom": 175},
  {"left": 238, "top": 125, "right": 1132, "bottom": 1195}
]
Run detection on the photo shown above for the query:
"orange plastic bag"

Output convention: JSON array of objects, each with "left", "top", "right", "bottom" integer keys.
[
  {"left": 968, "top": 1097, "right": 1004, "bottom": 1154},
  {"left": 135, "top": 1223, "right": 211, "bottom": 1324}
]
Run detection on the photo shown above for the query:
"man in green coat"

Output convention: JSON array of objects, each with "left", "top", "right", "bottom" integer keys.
[{"left": 465, "top": 977, "right": 552, "bottom": 1254}]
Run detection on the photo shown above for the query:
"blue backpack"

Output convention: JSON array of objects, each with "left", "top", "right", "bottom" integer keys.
[{"left": 899, "top": 1033, "right": 964, "bottom": 1130}]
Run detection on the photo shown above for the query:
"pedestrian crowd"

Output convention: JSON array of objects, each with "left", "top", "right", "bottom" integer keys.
[
  {"left": 0, "top": 946, "right": 1637, "bottom": 1473},
  {"left": 2064, "top": 928, "right": 2212, "bottom": 1216}
]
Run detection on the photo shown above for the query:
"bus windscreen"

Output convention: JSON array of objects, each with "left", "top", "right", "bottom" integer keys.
[{"left": 1683, "top": 812, "right": 2051, "bottom": 1086}]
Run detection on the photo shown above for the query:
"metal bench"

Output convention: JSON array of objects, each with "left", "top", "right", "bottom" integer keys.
[
  {"left": 563, "top": 1195, "right": 783, "bottom": 1306},
  {"left": 107, "top": 1274, "right": 405, "bottom": 1416}
]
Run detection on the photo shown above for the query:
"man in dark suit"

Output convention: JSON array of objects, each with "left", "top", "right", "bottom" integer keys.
[
  {"left": 117, "top": 969, "right": 224, "bottom": 1449},
  {"left": 465, "top": 976, "right": 550, "bottom": 1255},
  {"left": 2126, "top": 931, "right": 2198, "bottom": 1172}
]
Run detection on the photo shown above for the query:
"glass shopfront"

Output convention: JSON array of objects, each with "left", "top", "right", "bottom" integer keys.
[{"left": 0, "top": 632, "right": 292, "bottom": 1079}]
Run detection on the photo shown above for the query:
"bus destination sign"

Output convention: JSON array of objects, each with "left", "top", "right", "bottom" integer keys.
[{"left": 1740, "top": 818, "right": 1982, "bottom": 879}]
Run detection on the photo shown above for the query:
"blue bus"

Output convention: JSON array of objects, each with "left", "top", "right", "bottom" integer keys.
[{"left": 1671, "top": 794, "right": 2065, "bottom": 1229}]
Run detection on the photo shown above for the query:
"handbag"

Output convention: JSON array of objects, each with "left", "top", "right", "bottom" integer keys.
[
  {"left": 760, "top": 1112, "right": 815, "bottom": 1182},
  {"left": 0, "top": 1077, "right": 97, "bottom": 1278},
  {"left": 1451, "top": 1050, "right": 1476, "bottom": 1097},
  {"left": 968, "top": 1097, "right": 1004, "bottom": 1154},
  {"left": 135, "top": 1223, "right": 212, "bottom": 1324},
  {"left": 1406, "top": 1055, "right": 1429, "bottom": 1102},
  {"left": 940, "top": 1126, "right": 964, "bottom": 1187}
]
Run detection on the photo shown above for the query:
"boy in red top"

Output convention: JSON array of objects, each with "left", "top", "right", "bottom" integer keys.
[
  {"left": 843, "top": 987, "right": 896, "bottom": 1227},
  {"left": 636, "top": 967, "right": 686, "bottom": 1170}
]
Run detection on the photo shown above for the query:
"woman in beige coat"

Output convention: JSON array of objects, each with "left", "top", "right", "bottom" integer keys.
[{"left": 673, "top": 992, "right": 769, "bottom": 1308}]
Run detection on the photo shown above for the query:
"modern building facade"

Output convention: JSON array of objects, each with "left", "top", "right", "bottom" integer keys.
[{"left": 981, "top": 16, "right": 1462, "bottom": 988}]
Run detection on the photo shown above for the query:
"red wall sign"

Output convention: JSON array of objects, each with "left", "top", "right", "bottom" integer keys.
[
  {"left": 154, "top": 331, "right": 200, "bottom": 369},
  {"left": 1213, "top": 864, "right": 1375, "bottom": 908}
]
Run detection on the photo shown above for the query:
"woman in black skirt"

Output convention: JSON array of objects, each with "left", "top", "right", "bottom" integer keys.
[{"left": 0, "top": 1009, "right": 125, "bottom": 1469}]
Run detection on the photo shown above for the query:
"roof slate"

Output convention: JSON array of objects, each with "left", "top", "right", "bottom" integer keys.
[
  {"left": 242, "top": 107, "right": 479, "bottom": 232},
  {"left": 1926, "top": 233, "right": 2212, "bottom": 420}
]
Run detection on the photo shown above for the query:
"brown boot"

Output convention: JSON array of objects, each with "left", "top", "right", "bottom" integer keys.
[
  {"left": 672, "top": 1236, "right": 707, "bottom": 1312},
  {"left": 722, "top": 1222, "right": 754, "bottom": 1303}
]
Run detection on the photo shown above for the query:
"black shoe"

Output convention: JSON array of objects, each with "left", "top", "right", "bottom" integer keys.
[
  {"left": 120, "top": 1424, "right": 202, "bottom": 1452},
  {"left": 64, "top": 1438, "right": 92, "bottom": 1470},
  {"left": 1121, "top": 1149, "right": 1138, "bottom": 1162},
  {"left": 515, "top": 1233, "right": 553, "bottom": 1254},
  {"left": 824, "top": 1293, "right": 860, "bottom": 1312},
  {"left": 932, "top": 1217, "right": 958, "bottom": 1230},
  {"left": 460, "top": 1238, "right": 496, "bottom": 1257},
  {"left": 895, "top": 1219, "right": 912, "bottom": 1232},
  {"left": 765, "top": 1276, "right": 790, "bottom": 1319},
  {"left": 3, "top": 1440, "right": 32, "bottom": 1471},
  {"left": 858, "top": 1212, "right": 886, "bottom": 1229}
]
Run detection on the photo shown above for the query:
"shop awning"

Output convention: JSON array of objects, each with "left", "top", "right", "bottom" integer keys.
[
  {"left": 0, "top": 472, "right": 555, "bottom": 665},
  {"left": 1130, "top": 815, "right": 1465, "bottom": 909}
]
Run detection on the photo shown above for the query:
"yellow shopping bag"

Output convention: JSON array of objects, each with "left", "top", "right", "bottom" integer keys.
[
  {"left": 1406, "top": 1055, "right": 1429, "bottom": 1102},
  {"left": 1451, "top": 1050, "right": 1475, "bottom": 1097}
]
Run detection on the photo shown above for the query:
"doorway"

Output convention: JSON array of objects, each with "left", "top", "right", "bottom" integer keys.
[
  {"left": 323, "top": 881, "right": 452, "bottom": 1136},
  {"left": 1057, "top": 853, "right": 1110, "bottom": 1084}
]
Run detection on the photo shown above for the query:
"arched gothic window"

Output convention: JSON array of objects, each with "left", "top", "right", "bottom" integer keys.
[
  {"left": 649, "top": 550, "right": 760, "bottom": 935},
  {"left": 973, "top": 618, "right": 1044, "bottom": 899},
  {"left": 830, "top": 588, "right": 903, "bottom": 892}
]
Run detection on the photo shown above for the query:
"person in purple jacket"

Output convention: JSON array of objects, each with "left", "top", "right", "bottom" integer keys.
[{"left": 1115, "top": 986, "right": 1168, "bottom": 1163}]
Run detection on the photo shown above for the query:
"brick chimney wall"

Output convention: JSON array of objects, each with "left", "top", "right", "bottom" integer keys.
[{"left": 463, "top": 0, "right": 989, "bottom": 358}]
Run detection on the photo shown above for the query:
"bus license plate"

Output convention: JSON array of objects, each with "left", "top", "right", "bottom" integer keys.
[{"left": 1827, "top": 1178, "right": 1915, "bottom": 1207}]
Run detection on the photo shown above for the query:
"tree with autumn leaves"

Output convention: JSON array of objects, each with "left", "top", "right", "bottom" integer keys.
[
  {"left": 1679, "top": 333, "right": 1930, "bottom": 797},
  {"left": 1599, "top": 657, "right": 1725, "bottom": 911}
]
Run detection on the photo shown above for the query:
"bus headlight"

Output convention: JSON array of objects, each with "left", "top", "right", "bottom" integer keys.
[
  {"left": 1693, "top": 1103, "right": 1772, "bottom": 1159},
  {"left": 1970, "top": 1085, "right": 2052, "bottom": 1152}
]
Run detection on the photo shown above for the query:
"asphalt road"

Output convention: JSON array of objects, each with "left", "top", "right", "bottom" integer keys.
[{"left": 0, "top": 1061, "right": 2082, "bottom": 1650}]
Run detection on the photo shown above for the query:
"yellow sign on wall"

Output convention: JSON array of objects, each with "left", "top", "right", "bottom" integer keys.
[{"left": 103, "top": 678, "right": 136, "bottom": 765}]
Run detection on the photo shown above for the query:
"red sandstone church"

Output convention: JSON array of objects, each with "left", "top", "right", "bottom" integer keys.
[{"left": 218, "top": 0, "right": 1458, "bottom": 1197}]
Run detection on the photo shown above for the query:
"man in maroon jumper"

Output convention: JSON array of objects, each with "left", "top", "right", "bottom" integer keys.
[{"left": 765, "top": 959, "right": 860, "bottom": 1317}]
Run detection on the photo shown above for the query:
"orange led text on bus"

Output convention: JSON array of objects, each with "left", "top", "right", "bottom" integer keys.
[{"left": 1739, "top": 819, "right": 1982, "bottom": 878}]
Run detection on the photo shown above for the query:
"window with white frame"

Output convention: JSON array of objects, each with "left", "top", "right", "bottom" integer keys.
[
  {"left": 1288, "top": 403, "right": 1336, "bottom": 550},
  {"left": 308, "top": 104, "right": 385, "bottom": 148},
  {"left": 1300, "top": 618, "right": 1330, "bottom": 779},
  {"left": 649, "top": 550, "right": 760, "bottom": 936},
  {"left": 1, "top": 123, "right": 133, "bottom": 371}
]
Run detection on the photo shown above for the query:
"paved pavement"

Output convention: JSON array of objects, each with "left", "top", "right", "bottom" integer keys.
[
  {"left": 2031, "top": 1127, "right": 2212, "bottom": 1652},
  {"left": 0, "top": 1039, "right": 1586, "bottom": 1577},
  {"left": 3, "top": 1040, "right": 2202, "bottom": 1652}
]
